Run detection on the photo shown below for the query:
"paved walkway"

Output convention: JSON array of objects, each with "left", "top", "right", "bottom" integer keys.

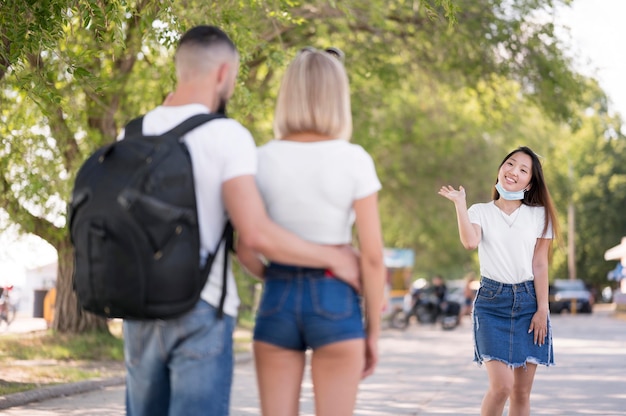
[{"left": 1, "top": 305, "right": 625, "bottom": 415}]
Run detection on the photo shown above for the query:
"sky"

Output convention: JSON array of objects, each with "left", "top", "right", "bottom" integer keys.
[{"left": 555, "top": 0, "right": 626, "bottom": 119}]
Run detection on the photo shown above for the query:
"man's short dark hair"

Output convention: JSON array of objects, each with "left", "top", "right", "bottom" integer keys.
[{"left": 178, "top": 25, "right": 236, "bottom": 52}]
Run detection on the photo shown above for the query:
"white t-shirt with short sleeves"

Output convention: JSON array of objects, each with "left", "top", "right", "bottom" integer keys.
[
  {"left": 468, "top": 201, "right": 553, "bottom": 284},
  {"left": 130, "top": 104, "right": 257, "bottom": 317},
  {"left": 256, "top": 139, "right": 381, "bottom": 245}
]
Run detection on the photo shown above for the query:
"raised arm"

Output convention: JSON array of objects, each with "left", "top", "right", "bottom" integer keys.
[
  {"left": 438, "top": 185, "right": 481, "bottom": 250},
  {"left": 353, "top": 192, "right": 385, "bottom": 379},
  {"left": 223, "top": 175, "right": 359, "bottom": 282}
]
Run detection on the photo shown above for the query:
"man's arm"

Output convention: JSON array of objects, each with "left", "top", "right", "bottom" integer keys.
[
  {"left": 223, "top": 175, "right": 359, "bottom": 282},
  {"left": 236, "top": 237, "right": 265, "bottom": 279}
]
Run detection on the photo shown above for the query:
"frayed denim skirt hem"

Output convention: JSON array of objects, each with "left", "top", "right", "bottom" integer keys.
[{"left": 472, "top": 277, "right": 554, "bottom": 369}]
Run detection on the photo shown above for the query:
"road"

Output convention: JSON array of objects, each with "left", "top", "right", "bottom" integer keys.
[{"left": 1, "top": 305, "right": 625, "bottom": 415}]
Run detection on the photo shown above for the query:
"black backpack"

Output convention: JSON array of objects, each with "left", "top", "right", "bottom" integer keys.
[{"left": 68, "top": 113, "right": 232, "bottom": 320}]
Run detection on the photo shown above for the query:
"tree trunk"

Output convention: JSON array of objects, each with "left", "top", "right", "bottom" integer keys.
[{"left": 53, "top": 236, "right": 109, "bottom": 333}]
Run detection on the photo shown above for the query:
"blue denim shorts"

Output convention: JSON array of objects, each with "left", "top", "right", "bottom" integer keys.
[
  {"left": 253, "top": 263, "right": 365, "bottom": 351},
  {"left": 473, "top": 277, "right": 554, "bottom": 368}
]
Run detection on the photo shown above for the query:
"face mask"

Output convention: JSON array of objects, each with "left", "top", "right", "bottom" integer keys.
[{"left": 495, "top": 181, "right": 525, "bottom": 200}]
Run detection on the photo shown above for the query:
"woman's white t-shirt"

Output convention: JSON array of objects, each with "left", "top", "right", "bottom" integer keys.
[
  {"left": 256, "top": 139, "right": 381, "bottom": 245},
  {"left": 468, "top": 201, "right": 553, "bottom": 284}
]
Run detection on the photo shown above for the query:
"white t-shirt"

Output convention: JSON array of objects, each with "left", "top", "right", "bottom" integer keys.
[
  {"left": 468, "top": 201, "right": 553, "bottom": 284},
  {"left": 256, "top": 139, "right": 381, "bottom": 244},
  {"left": 128, "top": 104, "right": 257, "bottom": 317}
]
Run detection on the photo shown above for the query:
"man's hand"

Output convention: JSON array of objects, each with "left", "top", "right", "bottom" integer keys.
[{"left": 328, "top": 245, "right": 361, "bottom": 293}]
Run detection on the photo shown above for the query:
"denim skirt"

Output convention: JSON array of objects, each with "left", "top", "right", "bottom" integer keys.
[{"left": 473, "top": 277, "right": 554, "bottom": 368}]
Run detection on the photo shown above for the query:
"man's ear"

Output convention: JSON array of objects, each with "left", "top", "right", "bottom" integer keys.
[{"left": 216, "top": 62, "right": 231, "bottom": 87}]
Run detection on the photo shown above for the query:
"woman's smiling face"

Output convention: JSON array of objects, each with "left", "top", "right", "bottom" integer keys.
[{"left": 498, "top": 151, "right": 533, "bottom": 192}]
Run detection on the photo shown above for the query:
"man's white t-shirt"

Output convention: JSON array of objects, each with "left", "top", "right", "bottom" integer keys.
[
  {"left": 129, "top": 104, "right": 257, "bottom": 317},
  {"left": 467, "top": 201, "right": 553, "bottom": 284},
  {"left": 256, "top": 139, "right": 381, "bottom": 245}
]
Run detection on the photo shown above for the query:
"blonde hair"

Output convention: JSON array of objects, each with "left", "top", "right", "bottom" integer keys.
[{"left": 273, "top": 49, "right": 352, "bottom": 140}]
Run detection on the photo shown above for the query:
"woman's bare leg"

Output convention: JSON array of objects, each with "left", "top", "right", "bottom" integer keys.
[
  {"left": 481, "top": 360, "right": 514, "bottom": 416},
  {"left": 311, "top": 339, "right": 365, "bottom": 416},
  {"left": 254, "top": 341, "right": 306, "bottom": 416},
  {"left": 508, "top": 363, "right": 537, "bottom": 416}
]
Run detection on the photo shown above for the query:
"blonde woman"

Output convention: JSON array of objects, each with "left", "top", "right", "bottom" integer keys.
[{"left": 237, "top": 48, "right": 385, "bottom": 416}]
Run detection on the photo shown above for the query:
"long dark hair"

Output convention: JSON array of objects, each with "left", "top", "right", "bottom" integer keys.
[{"left": 492, "top": 146, "right": 559, "bottom": 240}]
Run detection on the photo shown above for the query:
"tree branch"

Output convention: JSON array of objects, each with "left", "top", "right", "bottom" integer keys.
[
  {"left": 0, "top": 168, "right": 59, "bottom": 246},
  {"left": 86, "top": 0, "right": 157, "bottom": 141},
  {"left": 25, "top": 52, "right": 81, "bottom": 172},
  {"left": 0, "top": 29, "right": 11, "bottom": 82}
]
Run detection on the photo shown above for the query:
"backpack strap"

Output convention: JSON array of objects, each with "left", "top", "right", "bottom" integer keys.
[
  {"left": 217, "top": 221, "right": 234, "bottom": 319},
  {"left": 124, "top": 112, "right": 227, "bottom": 139},
  {"left": 203, "top": 221, "right": 234, "bottom": 319},
  {"left": 163, "top": 113, "right": 226, "bottom": 138},
  {"left": 125, "top": 116, "right": 145, "bottom": 137}
]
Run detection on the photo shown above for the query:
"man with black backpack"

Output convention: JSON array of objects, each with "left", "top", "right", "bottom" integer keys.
[{"left": 116, "top": 26, "right": 359, "bottom": 416}]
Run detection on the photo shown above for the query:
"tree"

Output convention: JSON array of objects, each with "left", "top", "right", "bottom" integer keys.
[
  {"left": 546, "top": 80, "right": 626, "bottom": 290},
  {"left": 0, "top": 0, "right": 591, "bottom": 332},
  {"left": 1, "top": 0, "right": 180, "bottom": 331}
]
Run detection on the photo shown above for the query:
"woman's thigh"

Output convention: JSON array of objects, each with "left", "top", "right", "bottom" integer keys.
[
  {"left": 254, "top": 341, "right": 306, "bottom": 416},
  {"left": 311, "top": 339, "right": 365, "bottom": 416}
]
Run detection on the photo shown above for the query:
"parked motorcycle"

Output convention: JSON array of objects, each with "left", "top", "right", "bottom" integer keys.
[{"left": 389, "top": 280, "right": 460, "bottom": 330}]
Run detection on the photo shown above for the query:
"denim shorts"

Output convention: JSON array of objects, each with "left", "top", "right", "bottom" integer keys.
[
  {"left": 473, "top": 277, "right": 554, "bottom": 368},
  {"left": 253, "top": 262, "right": 365, "bottom": 351}
]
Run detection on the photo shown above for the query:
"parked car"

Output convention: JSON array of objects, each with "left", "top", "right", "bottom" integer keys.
[{"left": 549, "top": 279, "right": 593, "bottom": 314}]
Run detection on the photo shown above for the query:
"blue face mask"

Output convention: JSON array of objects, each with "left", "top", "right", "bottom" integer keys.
[{"left": 495, "top": 181, "right": 526, "bottom": 200}]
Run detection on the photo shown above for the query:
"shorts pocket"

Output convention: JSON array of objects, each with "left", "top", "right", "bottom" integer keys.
[
  {"left": 310, "top": 277, "right": 354, "bottom": 320},
  {"left": 477, "top": 286, "right": 499, "bottom": 301},
  {"left": 257, "top": 279, "right": 291, "bottom": 317}
]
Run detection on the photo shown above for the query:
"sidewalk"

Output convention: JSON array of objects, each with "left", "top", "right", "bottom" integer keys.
[
  {"left": 0, "top": 315, "right": 48, "bottom": 335},
  {"left": 0, "top": 317, "right": 253, "bottom": 411},
  {"left": 2, "top": 305, "right": 626, "bottom": 415}
]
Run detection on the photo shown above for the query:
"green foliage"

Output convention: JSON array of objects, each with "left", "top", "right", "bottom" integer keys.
[
  {"left": 1, "top": 0, "right": 622, "bottom": 328},
  {"left": 546, "top": 82, "right": 626, "bottom": 289}
]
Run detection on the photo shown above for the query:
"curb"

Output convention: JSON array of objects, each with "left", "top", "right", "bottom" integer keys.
[
  {"left": 0, "top": 377, "right": 125, "bottom": 410},
  {"left": 0, "top": 351, "right": 253, "bottom": 410}
]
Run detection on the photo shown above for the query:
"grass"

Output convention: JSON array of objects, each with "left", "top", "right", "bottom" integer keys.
[
  {"left": 0, "top": 322, "right": 125, "bottom": 396},
  {"left": 0, "top": 330, "right": 125, "bottom": 362},
  {"left": 0, "top": 320, "right": 252, "bottom": 396}
]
